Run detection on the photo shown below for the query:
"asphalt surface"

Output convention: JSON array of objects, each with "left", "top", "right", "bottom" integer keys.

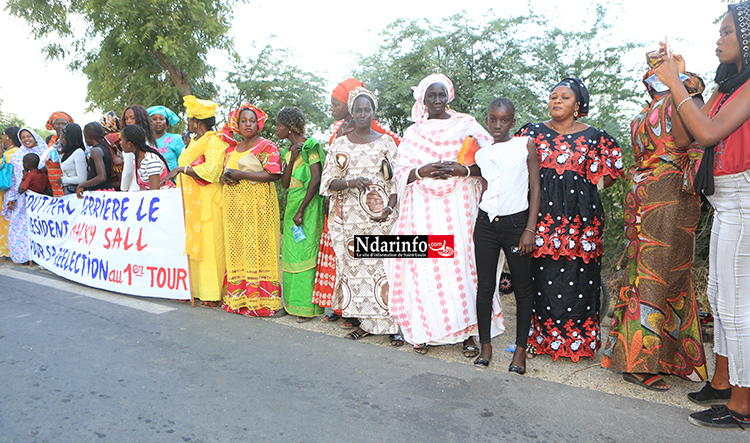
[{"left": 0, "top": 263, "right": 744, "bottom": 443}]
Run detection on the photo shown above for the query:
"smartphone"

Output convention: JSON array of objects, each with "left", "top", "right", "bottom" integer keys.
[
  {"left": 511, "top": 247, "right": 520, "bottom": 254},
  {"left": 664, "top": 33, "right": 671, "bottom": 58}
]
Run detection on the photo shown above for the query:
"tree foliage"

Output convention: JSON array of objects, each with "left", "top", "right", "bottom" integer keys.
[
  {"left": 6, "top": 0, "right": 235, "bottom": 113},
  {"left": 0, "top": 98, "right": 26, "bottom": 130},
  {"left": 226, "top": 44, "right": 332, "bottom": 138},
  {"left": 354, "top": 8, "right": 642, "bottom": 271}
]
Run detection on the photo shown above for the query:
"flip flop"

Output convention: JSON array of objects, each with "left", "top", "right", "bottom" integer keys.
[
  {"left": 389, "top": 333, "right": 405, "bottom": 347},
  {"left": 463, "top": 343, "right": 480, "bottom": 358},
  {"left": 297, "top": 316, "right": 314, "bottom": 323},
  {"left": 414, "top": 344, "right": 429, "bottom": 355},
  {"left": 344, "top": 329, "right": 370, "bottom": 340},
  {"left": 623, "top": 373, "right": 670, "bottom": 392}
]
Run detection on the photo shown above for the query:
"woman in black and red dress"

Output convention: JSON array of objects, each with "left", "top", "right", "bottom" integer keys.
[{"left": 516, "top": 78, "right": 623, "bottom": 362}]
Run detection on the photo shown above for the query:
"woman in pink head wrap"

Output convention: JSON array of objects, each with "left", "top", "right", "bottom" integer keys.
[{"left": 386, "top": 74, "right": 505, "bottom": 356}]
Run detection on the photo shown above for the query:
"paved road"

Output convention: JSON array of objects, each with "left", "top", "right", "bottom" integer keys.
[{"left": 0, "top": 266, "right": 744, "bottom": 442}]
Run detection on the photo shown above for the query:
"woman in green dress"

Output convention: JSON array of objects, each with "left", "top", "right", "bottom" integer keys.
[{"left": 277, "top": 107, "right": 326, "bottom": 322}]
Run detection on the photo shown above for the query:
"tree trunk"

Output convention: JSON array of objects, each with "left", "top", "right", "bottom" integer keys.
[{"left": 152, "top": 48, "right": 190, "bottom": 97}]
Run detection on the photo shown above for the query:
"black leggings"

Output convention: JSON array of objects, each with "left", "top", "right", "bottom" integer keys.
[{"left": 474, "top": 209, "right": 534, "bottom": 347}]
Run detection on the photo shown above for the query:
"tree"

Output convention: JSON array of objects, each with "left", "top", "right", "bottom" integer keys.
[
  {"left": 226, "top": 44, "right": 332, "bottom": 137},
  {"left": 6, "top": 0, "right": 236, "bottom": 113},
  {"left": 0, "top": 98, "right": 25, "bottom": 130},
  {"left": 354, "top": 8, "right": 642, "bottom": 272}
]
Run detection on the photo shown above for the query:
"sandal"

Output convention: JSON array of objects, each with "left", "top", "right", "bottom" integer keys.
[
  {"left": 340, "top": 318, "right": 361, "bottom": 329},
  {"left": 623, "top": 373, "right": 670, "bottom": 392},
  {"left": 389, "top": 333, "right": 405, "bottom": 347},
  {"left": 525, "top": 343, "right": 537, "bottom": 359},
  {"left": 322, "top": 313, "right": 341, "bottom": 322},
  {"left": 297, "top": 316, "right": 314, "bottom": 323},
  {"left": 413, "top": 344, "right": 429, "bottom": 355},
  {"left": 463, "top": 342, "right": 480, "bottom": 358},
  {"left": 344, "top": 329, "right": 370, "bottom": 340},
  {"left": 199, "top": 301, "right": 218, "bottom": 308}
]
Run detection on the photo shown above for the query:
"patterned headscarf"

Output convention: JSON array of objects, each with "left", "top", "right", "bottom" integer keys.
[
  {"left": 45, "top": 111, "right": 74, "bottom": 131},
  {"left": 17, "top": 128, "right": 48, "bottom": 151},
  {"left": 552, "top": 78, "right": 589, "bottom": 119},
  {"left": 332, "top": 78, "right": 365, "bottom": 104},
  {"left": 183, "top": 95, "right": 218, "bottom": 119},
  {"left": 347, "top": 87, "right": 378, "bottom": 116},
  {"left": 716, "top": 1, "right": 750, "bottom": 93},
  {"left": 147, "top": 106, "right": 180, "bottom": 126},
  {"left": 99, "top": 111, "right": 121, "bottom": 133},
  {"left": 219, "top": 103, "right": 268, "bottom": 148},
  {"left": 411, "top": 74, "right": 455, "bottom": 123}
]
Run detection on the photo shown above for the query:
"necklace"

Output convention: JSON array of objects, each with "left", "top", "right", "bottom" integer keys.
[{"left": 550, "top": 119, "right": 577, "bottom": 135}]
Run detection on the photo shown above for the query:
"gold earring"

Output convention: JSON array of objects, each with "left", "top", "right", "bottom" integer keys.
[
  {"left": 547, "top": 111, "right": 551, "bottom": 118},
  {"left": 446, "top": 104, "right": 451, "bottom": 110},
  {"left": 574, "top": 110, "right": 579, "bottom": 118}
]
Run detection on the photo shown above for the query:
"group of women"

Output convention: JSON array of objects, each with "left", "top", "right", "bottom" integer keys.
[{"left": 1, "top": 2, "right": 749, "bottom": 428}]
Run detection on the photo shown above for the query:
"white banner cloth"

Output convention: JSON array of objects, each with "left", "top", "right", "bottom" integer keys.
[{"left": 26, "top": 188, "right": 191, "bottom": 299}]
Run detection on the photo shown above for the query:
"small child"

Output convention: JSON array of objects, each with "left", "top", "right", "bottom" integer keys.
[
  {"left": 472, "top": 97, "right": 541, "bottom": 373},
  {"left": 19, "top": 153, "right": 53, "bottom": 196}
]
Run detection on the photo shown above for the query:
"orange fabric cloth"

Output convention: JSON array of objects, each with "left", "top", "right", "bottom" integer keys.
[
  {"left": 45, "top": 112, "right": 74, "bottom": 130},
  {"left": 332, "top": 78, "right": 364, "bottom": 104}
]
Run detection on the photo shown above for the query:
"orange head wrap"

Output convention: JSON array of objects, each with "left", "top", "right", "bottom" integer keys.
[
  {"left": 45, "top": 111, "right": 74, "bottom": 130},
  {"left": 332, "top": 78, "right": 364, "bottom": 104}
]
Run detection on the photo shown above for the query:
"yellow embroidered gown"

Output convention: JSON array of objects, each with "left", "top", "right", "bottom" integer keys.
[{"left": 178, "top": 131, "right": 227, "bottom": 301}]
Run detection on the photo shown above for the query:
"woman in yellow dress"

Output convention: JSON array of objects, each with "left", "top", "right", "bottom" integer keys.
[
  {"left": 217, "top": 103, "right": 284, "bottom": 316},
  {"left": 0, "top": 127, "right": 20, "bottom": 258},
  {"left": 165, "top": 96, "right": 228, "bottom": 306}
]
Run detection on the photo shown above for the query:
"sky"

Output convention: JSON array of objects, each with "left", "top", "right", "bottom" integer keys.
[{"left": 0, "top": 0, "right": 729, "bottom": 129}]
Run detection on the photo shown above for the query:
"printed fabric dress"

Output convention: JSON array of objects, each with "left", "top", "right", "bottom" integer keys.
[
  {"left": 2, "top": 129, "right": 45, "bottom": 263},
  {"left": 222, "top": 139, "right": 282, "bottom": 317},
  {"left": 155, "top": 133, "right": 185, "bottom": 171},
  {"left": 282, "top": 138, "right": 325, "bottom": 317},
  {"left": 386, "top": 111, "right": 505, "bottom": 345},
  {"left": 178, "top": 131, "right": 228, "bottom": 302},
  {"left": 320, "top": 134, "right": 399, "bottom": 334},
  {"left": 602, "top": 76, "right": 707, "bottom": 380},
  {"left": 0, "top": 147, "right": 19, "bottom": 257},
  {"left": 516, "top": 123, "right": 623, "bottom": 361}
]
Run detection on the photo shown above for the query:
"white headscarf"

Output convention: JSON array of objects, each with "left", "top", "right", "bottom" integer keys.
[
  {"left": 410, "top": 74, "right": 455, "bottom": 123},
  {"left": 17, "top": 128, "right": 48, "bottom": 154}
]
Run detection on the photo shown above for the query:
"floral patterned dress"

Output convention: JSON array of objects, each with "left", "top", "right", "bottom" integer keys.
[{"left": 516, "top": 123, "right": 623, "bottom": 361}]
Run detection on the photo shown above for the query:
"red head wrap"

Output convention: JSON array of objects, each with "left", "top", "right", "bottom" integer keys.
[
  {"left": 218, "top": 103, "right": 268, "bottom": 149},
  {"left": 332, "top": 78, "right": 365, "bottom": 104},
  {"left": 45, "top": 111, "right": 74, "bottom": 130}
]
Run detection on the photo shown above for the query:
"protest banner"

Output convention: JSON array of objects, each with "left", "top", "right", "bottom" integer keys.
[{"left": 25, "top": 188, "right": 191, "bottom": 300}]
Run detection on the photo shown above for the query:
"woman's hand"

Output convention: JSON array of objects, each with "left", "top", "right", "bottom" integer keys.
[
  {"left": 6, "top": 200, "right": 16, "bottom": 211},
  {"left": 222, "top": 168, "right": 241, "bottom": 186},
  {"left": 370, "top": 205, "right": 393, "bottom": 223},
  {"left": 346, "top": 177, "right": 371, "bottom": 191},
  {"left": 293, "top": 210, "right": 304, "bottom": 226},
  {"left": 75, "top": 185, "right": 85, "bottom": 199},
  {"left": 519, "top": 231, "right": 537, "bottom": 256},
  {"left": 165, "top": 167, "right": 183, "bottom": 182},
  {"left": 656, "top": 54, "right": 683, "bottom": 89},
  {"left": 56, "top": 177, "right": 63, "bottom": 185},
  {"left": 290, "top": 142, "right": 303, "bottom": 160}
]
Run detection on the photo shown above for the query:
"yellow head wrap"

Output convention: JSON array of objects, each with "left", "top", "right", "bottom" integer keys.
[{"left": 183, "top": 95, "right": 218, "bottom": 119}]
